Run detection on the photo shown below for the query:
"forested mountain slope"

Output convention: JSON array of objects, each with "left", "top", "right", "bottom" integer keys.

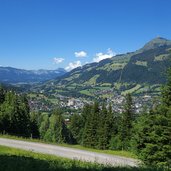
[{"left": 53, "top": 37, "right": 171, "bottom": 86}]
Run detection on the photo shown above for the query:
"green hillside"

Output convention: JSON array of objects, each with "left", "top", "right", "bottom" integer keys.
[{"left": 32, "top": 37, "right": 171, "bottom": 98}]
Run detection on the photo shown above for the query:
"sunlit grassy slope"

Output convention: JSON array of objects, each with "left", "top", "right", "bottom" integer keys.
[{"left": 0, "top": 145, "right": 167, "bottom": 171}]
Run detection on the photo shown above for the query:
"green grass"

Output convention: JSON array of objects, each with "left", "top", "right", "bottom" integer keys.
[
  {"left": 48, "top": 98, "right": 59, "bottom": 104},
  {"left": 0, "top": 145, "right": 109, "bottom": 171},
  {"left": 28, "top": 93, "right": 38, "bottom": 98},
  {"left": 85, "top": 75, "right": 100, "bottom": 85},
  {"left": 121, "top": 84, "right": 141, "bottom": 95},
  {"left": 101, "top": 83, "right": 112, "bottom": 87},
  {"left": 96, "top": 86, "right": 111, "bottom": 90},
  {"left": 0, "top": 145, "right": 167, "bottom": 171},
  {"left": 97, "top": 63, "right": 126, "bottom": 71},
  {"left": 135, "top": 61, "right": 147, "bottom": 67},
  {"left": 61, "top": 144, "right": 137, "bottom": 159},
  {"left": 0, "top": 134, "right": 137, "bottom": 159},
  {"left": 79, "top": 90, "right": 94, "bottom": 96},
  {"left": 101, "top": 94, "right": 113, "bottom": 99},
  {"left": 154, "top": 54, "right": 168, "bottom": 61}
]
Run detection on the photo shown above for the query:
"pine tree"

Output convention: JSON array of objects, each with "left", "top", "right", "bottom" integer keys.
[
  {"left": 106, "top": 104, "right": 116, "bottom": 147},
  {"left": 97, "top": 103, "right": 108, "bottom": 149},
  {"left": 69, "top": 113, "right": 82, "bottom": 144},
  {"left": 39, "top": 114, "right": 49, "bottom": 140},
  {"left": 82, "top": 102, "right": 100, "bottom": 148},
  {"left": 133, "top": 107, "right": 171, "bottom": 167},
  {"left": 0, "top": 91, "right": 31, "bottom": 136},
  {"left": 162, "top": 68, "right": 171, "bottom": 106},
  {"left": 0, "top": 85, "right": 5, "bottom": 104},
  {"left": 43, "top": 109, "right": 73, "bottom": 144},
  {"left": 120, "top": 93, "right": 134, "bottom": 150},
  {"left": 30, "top": 112, "right": 40, "bottom": 138},
  {"left": 132, "top": 70, "right": 171, "bottom": 167}
]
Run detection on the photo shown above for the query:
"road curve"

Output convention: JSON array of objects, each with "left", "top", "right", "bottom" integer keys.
[{"left": 0, "top": 138, "right": 139, "bottom": 167}]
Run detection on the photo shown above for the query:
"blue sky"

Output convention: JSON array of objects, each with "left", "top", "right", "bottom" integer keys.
[{"left": 0, "top": 0, "right": 171, "bottom": 70}]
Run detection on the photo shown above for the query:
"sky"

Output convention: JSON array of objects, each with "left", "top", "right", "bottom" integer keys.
[{"left": 0, "top": 0, "right": 171, "bottom": 71}]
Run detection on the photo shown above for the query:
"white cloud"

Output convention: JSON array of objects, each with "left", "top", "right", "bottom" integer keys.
[
  {"left": 65, "top": 61, "right": 82, "bottom": 71},
  {"left": 93, "top": 48, "right": 116, "bottom": 63},
  {"left": 74, "top": 51, "right": 87, "bottom": 58},
  {"left": 53, "top": 57, "right": 64, "bottom": 64}
]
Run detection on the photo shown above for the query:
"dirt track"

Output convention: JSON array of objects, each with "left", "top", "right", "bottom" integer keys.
[{"left": 0, "top": 138, "right": 139, "bottom": 167}]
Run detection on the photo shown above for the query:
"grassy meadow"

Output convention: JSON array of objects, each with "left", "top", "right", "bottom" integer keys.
[
  {"left": 0, "top": 134, "right": 137, "bottom": 159},
  {"left": 0, "top": 145, "right": 167, "bottom": 171}
]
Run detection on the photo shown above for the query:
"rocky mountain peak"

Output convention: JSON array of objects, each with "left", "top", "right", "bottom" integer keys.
[{"left": 141, "top": 37, "right": 171, "bottom": 51}]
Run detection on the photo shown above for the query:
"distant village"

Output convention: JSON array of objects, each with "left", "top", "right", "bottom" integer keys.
[{"left": 28, "top": 91, "right": 155, "bottom": 115}]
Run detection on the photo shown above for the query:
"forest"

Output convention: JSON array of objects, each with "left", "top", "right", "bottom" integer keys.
[{"left": 0, "top": 70, "right": 171, "bottom": 169}]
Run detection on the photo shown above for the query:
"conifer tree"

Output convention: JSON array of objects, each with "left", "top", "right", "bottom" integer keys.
[
  {"left": 133, "top": 70, "right": 171, "bottom": 167},
  {"left": 82, "top": 102, "right": 100, "bottom": 148},
  {"left": 97, "top": 103, "right": 108, "bottom": 149},
  {"left": 0, "top": 85, "right": 5, "bottom": 104},
  {"left": 69, "top": 113, "right": 82, "bottom": 144},
  {"left": 120, "top": 93, "right": 134, "bottom": 150},
  {"left": 162, "top": 68, "right": 171, "bottom": 106},
  {"left": 39, "top": 114, "right": 49, "bottom": 140},
  {"left": 106, "top": 104, "right": 116, "bottom": 145},
  {"left": 0, "top": 91, "right": 31, "bottom": 136},
  {"left": 30, "top": 112, "right": 40, "bottom": 138},
  {"left": 42, "top": 109, "right": 73, "bottom": 144}
]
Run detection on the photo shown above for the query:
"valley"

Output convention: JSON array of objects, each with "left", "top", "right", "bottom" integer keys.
[
  {"left": 1, "top": 1, "right": 171, "bottom": 170},
  {"left": 1, "top": 37, "right": 170, "bottom": 117},
  {"left": 28, "top": 83, "right": 157, "bottom": 114},
  {"left": 25, "top": 37, "right": 171, "bottom": 114},
  {"left": 0, "top": 37, "right": 171, "bottom": 169}
]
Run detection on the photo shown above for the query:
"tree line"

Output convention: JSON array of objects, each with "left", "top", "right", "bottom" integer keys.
[
  {"left": 0, "top": 88, "right": 31, "bottom": 137},
  {"left": 0, "top": 70, "right": 171, "bottom": 168}
]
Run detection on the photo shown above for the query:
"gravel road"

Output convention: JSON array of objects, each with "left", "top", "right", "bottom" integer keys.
[{"left": 0, "top": 138, "right": 139, "bottom": 167}]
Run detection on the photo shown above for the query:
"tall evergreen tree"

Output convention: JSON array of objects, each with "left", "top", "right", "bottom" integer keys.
[
  {"left": 69, "top": 113, "right": 82, "bottom": 144},
  {"left": 120, "top": 93, "right": 134, "bottom": 150},
  {"left": 0, "top": 85, "right": 5, "bottom": 104},
  {"left": 41, "top": 109, "right": 73, "bottom": 144},
  {"left": 82, "top": 102, "right": 100, "bottom": 148},
  {"left": 132, "top": 70, "right": 171, "bottom": 167},
  {"left": 162, "top": 68, "right": 171, "bottom": 106},
  {"left": 133, "top": 107, "right": 171, "bottom": 167},
  {"left": 30, "top": 112, "right": 40, "bottom": 138},
  {"left": 97, "top": 103, "right": 115, "bottom": 150},
  {"left": 97, "top": 103, "right": 108, "bottom": 149},
  {"left": 0, "top": 91, "right": 31, "bottom": 136},
  {"left": 39, "top": 114, "right": 49, "bottom": 140}
]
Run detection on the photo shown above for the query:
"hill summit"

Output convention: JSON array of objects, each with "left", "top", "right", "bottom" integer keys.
[
  {"left": 35, "top": 37, "right": 171, "bottom": 98},
  {"left": 52, "top": 37, "right": 171, "bottom": 85},
  {"left": 141, "top": 37, "right": 171, "bottom": 51}
]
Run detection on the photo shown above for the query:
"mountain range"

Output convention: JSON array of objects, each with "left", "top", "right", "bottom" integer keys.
[
  {"left": 1, "top": 37, "right": 171, "bottom": 98},
  {"left": 0, "top": 67, "right": 66, "bottom": 84},
  {"left": 54, "top": 37, "right": 171, "bottom": 86},
  {"left": 33, "top": 37, "right": 171, "bottom": 98}
]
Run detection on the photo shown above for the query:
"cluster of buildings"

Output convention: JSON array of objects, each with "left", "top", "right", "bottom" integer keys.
[
  {"left": 29, "top": 95, "right": 53, "bottom": 112},
  {"left": 28, "top": 90, "right": 154, "bottom": 115},
  {"left": 108, "top": 94, "right": 153, "bottom": 113},
  {"left": 56, "top": 95, "right": 91, "bottom": 109}
]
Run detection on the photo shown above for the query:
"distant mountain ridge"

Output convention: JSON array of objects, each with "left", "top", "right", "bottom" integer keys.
[
  {"left": 27, "top": 37, "right": 171, "bottom": 99},
  {"left": 0, "top": 67, "right": 67, "bottom": 84},
  {"left": 1, "top": 37, "right": 171, "bottom": 96},
  {"left": 52, "top": 37, "right": 171, "bottom": 86},
  {"left": 141, "top": 37, "right": 171, "bottom": 51}
]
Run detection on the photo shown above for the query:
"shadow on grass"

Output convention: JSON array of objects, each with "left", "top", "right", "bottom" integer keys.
[{"left": 0, "top": 155, "right": 164, "bottom": 171}]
